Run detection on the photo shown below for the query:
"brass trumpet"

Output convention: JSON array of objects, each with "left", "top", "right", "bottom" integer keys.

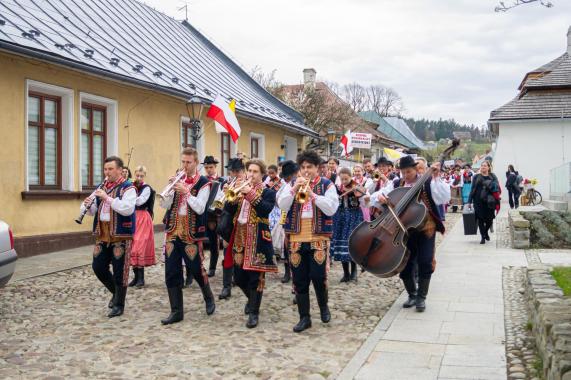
[
  {"left": 158, "top": 169, "right": 186, "bottom": 200},
  {"left": 295, "top": 175, "right": 311, "bottom": 204},
  {"left": 226, "top": 179, "right": 252, "bottom": 202}
]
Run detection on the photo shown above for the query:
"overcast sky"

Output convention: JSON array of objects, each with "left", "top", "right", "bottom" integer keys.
[{"left": 144, "top": 0, "right": 570, "bottom": 127}]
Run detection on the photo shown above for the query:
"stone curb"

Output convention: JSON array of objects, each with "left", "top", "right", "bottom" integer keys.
[{"left": 509, "top": 210, "right": 531, "bottom": 249}]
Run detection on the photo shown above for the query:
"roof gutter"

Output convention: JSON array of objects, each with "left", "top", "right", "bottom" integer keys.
[{"left": 0, "top": 42, "right": 316, "bottom": 137}]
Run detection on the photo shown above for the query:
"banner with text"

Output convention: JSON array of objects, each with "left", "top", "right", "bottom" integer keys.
[{"left": 350, "top": 132, "right": 372, "bottom": 149}]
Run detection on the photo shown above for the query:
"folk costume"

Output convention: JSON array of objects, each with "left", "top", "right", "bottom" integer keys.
[
  {"left": 223, "top": 181, "right": 278, "bottom": 328},
  {"left": 449, "top": 170, "right": 464, "bottom": 211},
  {"left": 159, "top": 172, "right": 215, "bottom": 325},
  {"left": 276, "top": 160, "right": 299, "bottom": 284},
  {"left": 81, "top": 177, "right": 137, "bottom": 318},
  {"left": 203, "top": 156, "right": 225, "bottom": 278},
  {"left": 462, "top": 167, "right": 474, "bottom": 205},
  {"left": 353, "top": 174, "right": 373, "bottom": 221},
  {"left": 129, "top": 181, "right": 156, "bottom": 288},
  {"left": 371, "top": 156, "right": 450, "bottom": 312},
  {"left": 331, "top": 182, "right": 367, "bottom": 282},
  {"left": 278, "top": 176, "right": 339, "bottom": 332}
]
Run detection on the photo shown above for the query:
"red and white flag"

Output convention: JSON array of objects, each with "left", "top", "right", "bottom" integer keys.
[
  {"left": 340, "top": 130, "right": 353, "bottom": 157},
  {"left": 206, "top": 95, "right": 241, "bottom": 143}
]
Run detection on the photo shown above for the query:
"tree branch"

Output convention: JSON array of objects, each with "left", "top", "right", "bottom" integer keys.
[{"left": 495, "top": 0, "right": 553, "bottom": 12}]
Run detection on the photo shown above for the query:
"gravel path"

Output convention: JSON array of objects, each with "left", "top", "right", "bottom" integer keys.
[{"left": 0, "top": 214, "right": 459, "bottom": 379}]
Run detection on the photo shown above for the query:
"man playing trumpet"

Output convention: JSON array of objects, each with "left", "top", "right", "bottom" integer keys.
[
  {"left": 159, "top": 147, "right": 215, "bottom": 325},
  {"left": 223, "top": 159, "right": 278, "bottom": 328},
  {"left": 79, "top": 156, "right": 137, "bottom": 318},
  {"left": 278, "top": 150, "right": 339, "bottom": 333}
]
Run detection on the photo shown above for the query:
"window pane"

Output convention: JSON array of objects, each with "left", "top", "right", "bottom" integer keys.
[
  {"left": 44, "top": 127, "right": 57, "bottom": 185},
  {"left": 81, "top": 108, "right": 90, "bottom": 131},
  {"left": 44, "top": 99, "right": 57, "bottom": 124},
  {"left": 180, "top": 125, "right": 185, "bottom": 148},
  {"left": 93, "top": 110, "right": 103, "bottom": 132},
  {"left": 28, "top": 96, "right": 40, "bottom": 123},
  {"left": 186, "top": 127, "right": 193, "bottom": 148},
  {"left": 28, "top": 126, "right": 40, "bottom": 185},
  {"left": 81, "top": 133, "right": 90, "bottom": 186},
  {"left": 93, "top": 135, "right": 103, "bottom": 184},
  {"left": 223, "top": 134, "right": 228, "bottom": 150}
]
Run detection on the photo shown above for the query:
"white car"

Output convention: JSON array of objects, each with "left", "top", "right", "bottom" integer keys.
[{"left": 0, "top": 220, "right": 17, "bottom": 287}]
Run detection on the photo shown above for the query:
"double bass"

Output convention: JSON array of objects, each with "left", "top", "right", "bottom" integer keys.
[{"left": 348, "top": 140, "right": 459, "bottom": 278}]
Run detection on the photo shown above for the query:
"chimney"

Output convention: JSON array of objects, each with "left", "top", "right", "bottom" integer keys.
[
  {"left": 568, "top": 26, "right": 571, "bottom": 54},
  {"left": 303, "top": 68, "right": 316, "bottom": 90}
]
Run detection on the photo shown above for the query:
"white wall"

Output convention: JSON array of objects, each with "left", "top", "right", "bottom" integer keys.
[{"left": 493, "top": 119, "right": 571, "bottom": 197}]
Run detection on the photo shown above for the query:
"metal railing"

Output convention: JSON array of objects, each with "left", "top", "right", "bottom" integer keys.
[{"left": 550, "top": 162, "right": 571, "bottom": 197}]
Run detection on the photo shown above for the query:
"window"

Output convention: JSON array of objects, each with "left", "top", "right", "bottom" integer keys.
[
  {"left": 181, "top": 122, "right": 198, "bottom": 149},
  {"left": 27, "top": 92, "right": 62, "bottom": 188},
  {"left": 251, "top": 137, "right": 259, "bottom": 159},
  {"left": 81, "top": 103, "right": 107, "bottom": 188},
  {"left": 220, "top": 133, "right": 231, "bottom": 176}
]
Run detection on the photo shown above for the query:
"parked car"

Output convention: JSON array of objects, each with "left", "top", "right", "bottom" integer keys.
[{"left": 0, "top": 220, "right": 17, "bottom": 287}]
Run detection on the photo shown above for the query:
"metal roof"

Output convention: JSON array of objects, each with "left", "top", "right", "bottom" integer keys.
[
  {"left": 358, "top": 111, "right": 425, "bottom": 149},
  {"left": 0, "top": 0, "right": 316, "bottom": 137}
]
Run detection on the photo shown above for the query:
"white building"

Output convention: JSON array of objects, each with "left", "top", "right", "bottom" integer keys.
[{"left": 488, "top": 27, "right": 571, "bottom": 198}]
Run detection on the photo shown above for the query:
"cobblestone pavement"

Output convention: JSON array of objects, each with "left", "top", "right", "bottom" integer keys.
[
  {"left": 0, "top": 215, "right": 458, "bottom": 380},
  {"left": 503, "top": 266, "right": 541, "bottom": 380}
]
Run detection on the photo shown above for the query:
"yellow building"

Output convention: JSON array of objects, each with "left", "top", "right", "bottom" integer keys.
[{"left": 0, "top": 0, "right": 316, "bottom": 257}]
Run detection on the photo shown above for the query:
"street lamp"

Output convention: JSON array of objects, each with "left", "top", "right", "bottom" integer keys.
[
  {"left": 185, "top": 96, "right": 205, "bottom": 147},
  {"left": 327, "top": 128, "right": 336, "bottom": 156}
]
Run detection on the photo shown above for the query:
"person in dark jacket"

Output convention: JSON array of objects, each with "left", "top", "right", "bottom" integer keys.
[
  {"left": 505, "top": 165, "right": 522, "bottom": 209},
  {"left": 468, "top": 161, "right": 501, "bottom": 244}
]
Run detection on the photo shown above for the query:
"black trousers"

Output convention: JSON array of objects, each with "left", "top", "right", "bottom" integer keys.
[
  {"left": 508, "top": 189, "right": 521, "bottom": 209},
  {"left": 164, "top": 238, "right": 208, "bottom": 288},
  {"left": 207, "top": 223, "right": 220, "bottom": 271},
  {"left": 92, "top": 240, "right": 130, "bottom": 288},
  {"left": 289, "top": 240, "right": 329, "bottom": 294},
  {"left": 399, "top": 232, "right": 435, "bottom": 282},
  {"left": 478, "top": 218, "right": 493, "bottom": 238},
  {"left": 234, "top": 265, "right": 264, "bottom": 291}
]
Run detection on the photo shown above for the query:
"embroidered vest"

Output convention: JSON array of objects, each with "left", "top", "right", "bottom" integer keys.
[
  {"left": 396, "top": 178, "right": 445, "bottom": 234},
  {"left": 93, "top": 180, "right": 136, "bottom": 239},
  {"left": 135, "top": 184, "right": 156, "bottom": 219},
  {"left": 283, "top": 177, "right": 333, "bottom": 236},
  {"left": 163, "top": 175, "right": 209, "bottom": 241}
]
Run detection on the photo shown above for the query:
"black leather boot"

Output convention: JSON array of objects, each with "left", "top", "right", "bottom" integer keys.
[
  {"left": 128, "top": 268, "right": 139, "bottom": 287},
  {"left": 184, "top": 269, "right": 193, "bottom": 288},
  {"left": 218, "top": 267, "right": 232, "bottom": 300},
  {"left": 208, "top": 251, "right": 218, "bottom": 278},
  {"left": 246, "top": 290, "right": 263, "bottom": 328},
  {"left": 161, "top": 287, "right": 184, "bottom": 325},
  {"left": 340, "top": 262, "right": 350, "bottom": 283},
  {"left": 102, "top": 280, "right": 116, "bottom": 308},
  {"left": 135, "top": 268, "right": 145, "bottom": 288},
  {"left": 281, "top": 261, "right": 291, "bottom": 283},
  {"left": 201, "top": 283, "right": 216, "bottom": 315},
  {"left": 240, "top": 287, "right": 251, "bottom": 315},
  {"left": 350, "top": 261, "right": 358, "bottom": 282},
  {"left": 313, "top": 283, "right": 331, "bottom": 323},
  {"left": 108, "top": 286, "right": 127, "bottom": 318},
  {"left": 402, "top": 276, "right": 417, "bottom": 308},
  {"left": 293, "top": 293, "right": 312, "bottom": 333},
  {"left": 416, "top": 278, "right": 430, "bottom": 312}
]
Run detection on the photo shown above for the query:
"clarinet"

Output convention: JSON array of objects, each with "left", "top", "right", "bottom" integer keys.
[{"left": 75, "top": 178, "right": 107, "bottom": 224}]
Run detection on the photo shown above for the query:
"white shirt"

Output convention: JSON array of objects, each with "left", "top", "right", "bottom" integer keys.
[
  {"left": 81, "top": 187, "right": 137, "bottom": 221},
  {"left": 277, "top": 180, "right": 339, "bottom": 218},
  {"left": 370, "top": 176, "right": 451, "bottom": 209},
  {"left": 135, "top": 186, "right": 151, "bottom": 206},
  {"left": 159, "top": 184, "right": 210, "bottom": 216}
]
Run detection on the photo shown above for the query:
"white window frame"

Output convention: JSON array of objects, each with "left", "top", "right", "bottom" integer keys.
[
  {"left": 25, "top": 80, "right": 74, "bottom": 191},
  {"left": 180, "top": 116, "right": 205, "bottom": 159},
  {"left": 78, "top": 92, "right": 118, "bottom": 191},
  {"left": 249, "top": 132, "right": 266, "bottom": 161}
]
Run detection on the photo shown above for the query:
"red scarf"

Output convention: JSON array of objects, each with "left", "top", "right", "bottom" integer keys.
[{"left": 105, "top": 177, "right": 125, "bottom": 192}]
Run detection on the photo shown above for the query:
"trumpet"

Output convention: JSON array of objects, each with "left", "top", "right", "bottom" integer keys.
[
  {"left": 295, "top": 175, "right": 311, "bottom": 204},
  {"left": 372, "top": 171, "right": 387, "bottom": 182},
  {"left": 226, "top": 179, "right": 252, "bottom": 203},
  {"left": 339, "top": 182, "right": 367, "bottom": 198},
  {"left": 158, "top": 169, "right": 186, "bottom": 200},
  {"left": 75, "top": 177, "right": 108, "bottom": 224}
]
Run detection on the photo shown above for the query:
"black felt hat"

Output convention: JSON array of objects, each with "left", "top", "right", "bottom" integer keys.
[
  {"left": 280, "top": 160, "right": 299, "bottom": 177},
  {"left": 398, "top": 155, "right": 418, "bottom": 169},
  {"left": 225, "top": 157, "right": 245, "bottom": 171},
  {"left": 377, "top": 156, "right": 393, "bottom": 166},
  {"left": 202, "top": 155, "right": 219, "bottom": 165}
]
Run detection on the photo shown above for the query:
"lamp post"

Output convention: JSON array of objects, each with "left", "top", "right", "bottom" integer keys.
[
  {"left": 185, "top": 96, "right": 205, "bottom": 148},
  {"left": 327, "top": 128, "right": 336, "bottom": 157}
]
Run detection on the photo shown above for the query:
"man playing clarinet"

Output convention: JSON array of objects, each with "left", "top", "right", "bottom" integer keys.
[
  {"left": 80, "top": 156, "right": 137, "bottom": 318},
  {"left": 159, "top": 147, "right": 215, "bottom": 325},
  {"left": 278, "top": 150, "right": 339, "bottom": 333}
]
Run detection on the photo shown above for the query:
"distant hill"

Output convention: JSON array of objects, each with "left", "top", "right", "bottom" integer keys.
[{"left": 404, "top": 117, "right": 489, "bottom": 143}]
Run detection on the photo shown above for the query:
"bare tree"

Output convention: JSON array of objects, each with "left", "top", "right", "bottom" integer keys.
[
  {"left": 249, "top": 65, "right": 287, "bottom": 100},
  {"left": 495, "top": 0, "right": 553, "bottom": 12},
  {"left": 340, "top": 82, "right": 368, "bottom": 112},
  {"left": 366, "top": 85, "right": 405, "bottom": 117}
]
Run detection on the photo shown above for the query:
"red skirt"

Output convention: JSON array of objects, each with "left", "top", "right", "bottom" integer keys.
[{"left": 131, "top": 210, "right": 156, "bottom": 267}]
